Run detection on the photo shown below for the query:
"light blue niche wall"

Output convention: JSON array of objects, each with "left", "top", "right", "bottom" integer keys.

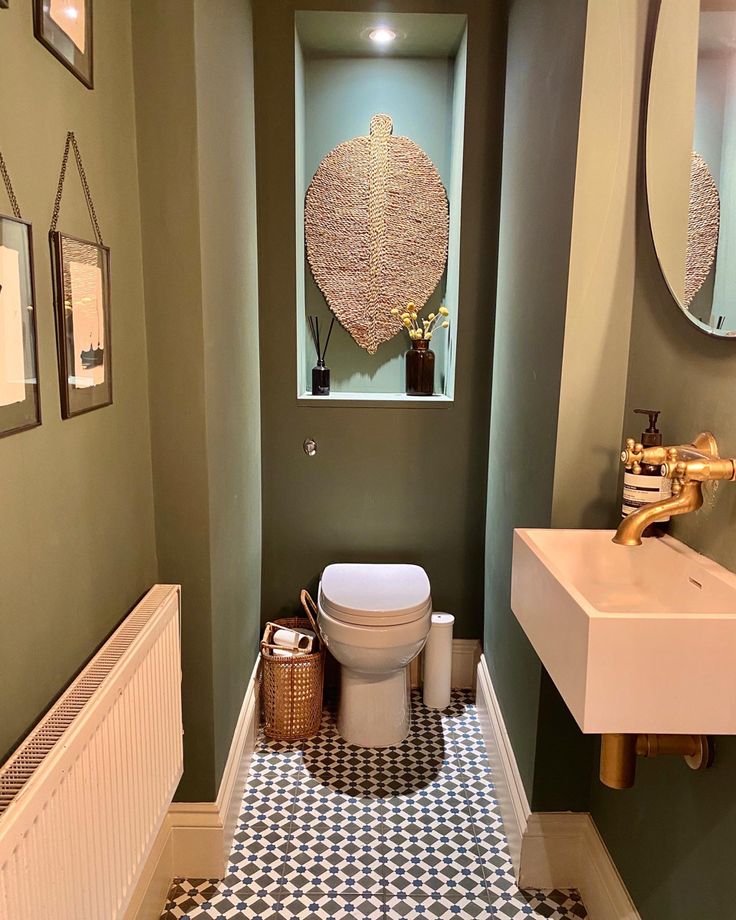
[{"left": 295, "top": 28, "right": 467, "bottom": 399}]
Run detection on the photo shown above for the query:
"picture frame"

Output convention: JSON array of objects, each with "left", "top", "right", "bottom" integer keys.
[
  {"left": 50, "top": 231, "right": 112, "bottom": 418},
  {"left": 33, "top": 0, "right": 93, "bottom": 89},
  {"left": 0, "top": 215, "right": 41, "bottom": 439}
]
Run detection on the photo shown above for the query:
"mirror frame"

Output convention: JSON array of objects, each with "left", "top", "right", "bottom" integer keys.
[{"left": 645, "top": 0, "right": 736, "bottom": 339}]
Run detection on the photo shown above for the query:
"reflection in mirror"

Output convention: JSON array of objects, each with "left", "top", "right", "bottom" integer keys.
[
  {"left": 647, "top": 0, "right": 736, "bottom": 336},
  {"left": 51, "top": 231, "right": 112, "bottom": 418}
]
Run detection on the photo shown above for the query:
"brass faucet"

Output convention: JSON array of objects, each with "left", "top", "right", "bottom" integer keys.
[{"left": 613, "top": 431, "right": 736, "bottom": 546}]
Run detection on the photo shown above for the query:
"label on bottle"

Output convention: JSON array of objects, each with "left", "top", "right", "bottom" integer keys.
[{"left": 622, "top": 471, "right": 672, "bottom": 522}]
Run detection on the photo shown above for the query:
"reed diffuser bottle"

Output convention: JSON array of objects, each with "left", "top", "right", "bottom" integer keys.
[{"left": 308, "top": 315, "right": 335, "bottom": 396}]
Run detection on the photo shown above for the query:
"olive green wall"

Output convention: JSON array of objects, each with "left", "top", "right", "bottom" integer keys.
[
  {"left": 132, "top": 0, "right": 214, "bottom": 802},
  {"left": 132, "top": 0, "right": 262, "bottom": 801},
  {"left": 254, "top": 0, "right": 505, "bottom": 637},
  {"left": 0, "top": 0, "right": 158, "bottom": 762},
  {"left": 193, "top": 0, "right": 263, "bottom": 784},
  {"left": 590, "top": 34, "right": 736, "bottom": 913},
  {"left": 483, "top": 0, "right": 589, "bottom": 798}
]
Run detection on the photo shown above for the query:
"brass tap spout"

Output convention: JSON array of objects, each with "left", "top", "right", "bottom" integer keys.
[
  {"left": 613, "top": 480, "right": 703, "bottom": 546},
  {"left": 613, "top": 430, "right": 735, "bottom": 546}
]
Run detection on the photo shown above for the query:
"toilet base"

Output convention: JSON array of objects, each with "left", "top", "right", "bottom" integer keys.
[{"left": 337, "top": 666, "right": 411, "bottom": 747}]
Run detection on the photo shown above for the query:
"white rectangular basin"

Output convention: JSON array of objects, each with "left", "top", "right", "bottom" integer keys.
[{"left": 511, "top": 529, "right": 736, "bottom": 734}]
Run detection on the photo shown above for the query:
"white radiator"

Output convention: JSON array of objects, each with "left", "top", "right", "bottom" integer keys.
[{"left": 0, "top": 584, "right": 183, "bottom": 920}]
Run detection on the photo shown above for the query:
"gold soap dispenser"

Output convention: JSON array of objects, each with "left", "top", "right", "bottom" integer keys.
[{"left": 620, "top": 409, "right": 671, "bottom": 537}]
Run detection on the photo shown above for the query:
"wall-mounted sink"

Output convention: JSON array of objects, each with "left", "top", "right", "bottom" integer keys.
[{"left": 511, "top": 529, "right": 736, "bottom": 735}]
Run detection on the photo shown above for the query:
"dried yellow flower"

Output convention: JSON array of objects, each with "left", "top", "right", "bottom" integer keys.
[{"left": 439, "top": 306, "right": 449, "bottom": 316}]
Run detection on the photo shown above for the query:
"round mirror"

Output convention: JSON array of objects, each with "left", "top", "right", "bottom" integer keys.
[{"left": 647, "top": 0, "right": 736, "bottom": 337}]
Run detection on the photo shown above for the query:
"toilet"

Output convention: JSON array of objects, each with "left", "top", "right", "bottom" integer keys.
[{"left": 318, "top": 562, "right": 432, "bottom": 748}]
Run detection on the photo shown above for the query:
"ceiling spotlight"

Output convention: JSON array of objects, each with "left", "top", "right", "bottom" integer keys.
[{"left": 369, "top": 27, "right": 397, "bottom": 45}]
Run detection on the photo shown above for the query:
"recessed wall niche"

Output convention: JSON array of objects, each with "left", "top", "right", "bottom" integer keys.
[{"left": 295, "top": 11, "right": 467, "bottom": 404}]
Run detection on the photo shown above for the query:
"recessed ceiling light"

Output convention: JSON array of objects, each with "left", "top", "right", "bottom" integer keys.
[{"left": 369, "top": 27, "right": 397, "bottom": 45}]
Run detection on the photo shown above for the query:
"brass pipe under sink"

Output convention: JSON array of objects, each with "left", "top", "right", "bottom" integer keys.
[
  {"left": 600, "top": 733, "right": 713, "bottom": 789},
  {"left": 599, "top": 734, "right": 638, "bottom": 789}
]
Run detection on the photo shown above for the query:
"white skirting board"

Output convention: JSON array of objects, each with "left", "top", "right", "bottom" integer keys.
[
  {"left": 409, "top": 638, "right": 481, "bottom": 690},
  {"left": 475, "top": 656, "right": 640, "bottom": 920},
  {"left": 127, "top": 658, "right": 261, "bottom": 920}
]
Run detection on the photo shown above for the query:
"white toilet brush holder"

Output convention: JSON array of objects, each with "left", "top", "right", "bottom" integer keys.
[{"left": 423, "top": 612, "right": 454, "bottom": 709}]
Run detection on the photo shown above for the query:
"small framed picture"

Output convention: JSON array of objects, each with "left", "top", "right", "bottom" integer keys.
[
  {"left": 33, "top": 0, "right": 93, "bottom": 89},
  {"left": 50, "top": 232, "right": 112, "bottom": 418},
  {"left": 0, "top": 216, "right": 41, "bottom": 438}
]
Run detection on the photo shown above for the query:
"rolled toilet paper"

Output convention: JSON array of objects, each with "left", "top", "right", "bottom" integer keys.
[
  {"left": 294, "top": 628, "right": 316, "bottom": 652},
  {"left": 423, "top": 613, "right": 454, "bottom": 710},
  {"left": 272, "top": 627, "right": 315, "bottom": 652}
]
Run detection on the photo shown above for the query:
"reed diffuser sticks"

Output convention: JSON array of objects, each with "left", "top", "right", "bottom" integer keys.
[{"left": 308, "top": 315, "right": 335, "bottom": 365}]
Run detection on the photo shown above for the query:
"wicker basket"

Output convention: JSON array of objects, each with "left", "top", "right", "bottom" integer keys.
[{"left": 260, "top": 591, "right": 324, "bottom": 741}]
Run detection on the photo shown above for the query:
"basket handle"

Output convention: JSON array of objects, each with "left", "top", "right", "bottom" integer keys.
[
  {"left": 300, "top": 589, "right": 322, "bottom": 640},
  {"left": 261, "top": 643, "right": 315, "bottom": 655}
]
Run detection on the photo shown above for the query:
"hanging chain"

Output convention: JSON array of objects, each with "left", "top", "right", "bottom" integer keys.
[
  {"left": 71, "top": 133, "right": 104, "bottom": 246},
  {"left": 0, "top": 151, "right": 22, "bottom": 220},
  {"left": 49, "top": 133, "right": 72, "bottom": 235},
  {"left": 50, "top": 131, "right": 104, "bottom": 246}
]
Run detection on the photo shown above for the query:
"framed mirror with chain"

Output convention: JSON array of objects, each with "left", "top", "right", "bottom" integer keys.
[{"left": 49, "top": 131, "right": 112, "bottom": 419}]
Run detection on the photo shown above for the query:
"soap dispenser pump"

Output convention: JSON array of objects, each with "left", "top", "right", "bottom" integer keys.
[
  {"left": 621, "top": 409, "right": 672, "bottom": 535},
  {"left": 637, "top": 409, "right": 662, "bottom": 451}
]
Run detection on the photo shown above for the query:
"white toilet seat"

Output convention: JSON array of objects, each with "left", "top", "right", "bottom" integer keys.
[{"left": 319, "top": 562, "right": 431, "bottom": 627}]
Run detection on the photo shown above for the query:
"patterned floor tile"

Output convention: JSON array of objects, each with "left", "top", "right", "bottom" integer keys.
[
  {"left": 161, "top": 878, "right": 278, "bottom": 918},
  {"left": 227, "top": 820, "right": 295, "bottom": 892},
  {"left": 284, "top": 814, "right": 387, "bottom": 893},
  {"left": 275, "top": 893, "right": 386, "bottom": 918},
  {"left": 385, "top": 893, "right": 492, "bottom": 918},
  {"left": 160, "top": 691, "right": 587, "bottom": 920},
  {"left": 381, "top": 817, "right": 490, "bottom": 897},
  {"left": 489, "top": 888, "right": 588, "bottom": 919}
]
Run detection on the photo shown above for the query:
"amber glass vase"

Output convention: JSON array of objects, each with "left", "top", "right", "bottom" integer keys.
[{"left": 405, "top": 339, "right": 435, "bottom": 396}]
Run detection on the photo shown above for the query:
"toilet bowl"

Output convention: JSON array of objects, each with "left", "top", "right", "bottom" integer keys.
[{"left": 318, "top": 563, "right": 432, "bottom": 747}]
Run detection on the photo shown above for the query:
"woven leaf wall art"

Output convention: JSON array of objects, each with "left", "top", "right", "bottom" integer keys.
[
  {"left": 685, "top": 151, "right": 720, "bottom": 307},
  {"left": 305, "top": 114, "right": 449, "bottom": 354}
]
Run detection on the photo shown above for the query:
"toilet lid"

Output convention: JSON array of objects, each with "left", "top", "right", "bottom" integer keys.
[{"left": 319, "top": 563, "right": 432, "bottom": 626}]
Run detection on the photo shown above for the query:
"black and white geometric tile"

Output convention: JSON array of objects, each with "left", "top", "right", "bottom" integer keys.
[{"left": 161, "top": 691, "right": 588, "bottom": 919}]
